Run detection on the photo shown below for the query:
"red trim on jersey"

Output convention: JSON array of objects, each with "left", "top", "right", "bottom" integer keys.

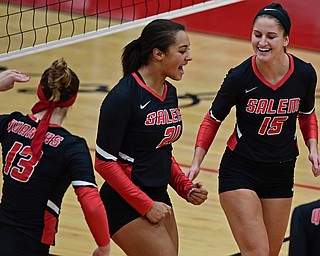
[
  {"left": 95, "top": 157, "right": 154, "bottom": 215},
  {"left": 298, "top": 112, "right": 319, "bottom": 143},
  {"left": 41, "top": 210, "right": 57, "bottom": 245},
  {"left": 170, "top": 156, "right": 193, "bottom": 200},
  {"left": 75, "top": 186, "right": 110, "bottom": 246},
  {"left": 132, "top": 72, "right": 168, "bottom": 101},
  {"left": 226, "top": 129, "right": 237, "bottom": 151},
  {"left": 252, "top": 54, "right": 294, "bottom": 90},
  {"left": 195, "top": 112, "right": 221, "bottom": 151},
  {"left": 28, "top": 114, "right": 62, "bottom": 128}
]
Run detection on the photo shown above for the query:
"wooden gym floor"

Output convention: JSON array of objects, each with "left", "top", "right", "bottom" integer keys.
[{"left": 0, "top": 11, "right": 320, "bottom": 256}]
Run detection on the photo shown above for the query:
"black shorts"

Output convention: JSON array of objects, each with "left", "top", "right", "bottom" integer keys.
[
  {"left": 100, "top": 183, "right": 172, "bottom": 236},
  {"left": 218, "top": 147, "right": 295, "bottom": 198},
  {"left": 0, "top": 222, "right": 50, "bottom": 256}
]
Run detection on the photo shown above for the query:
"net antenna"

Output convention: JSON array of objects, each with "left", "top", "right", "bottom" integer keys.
[{"left": 0, "top": 0, "right": 243, "bottom": 61}]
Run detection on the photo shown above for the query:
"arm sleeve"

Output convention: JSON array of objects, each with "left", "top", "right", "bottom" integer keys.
[
  {"left": 95, "top": 157, "right": 154, "bottom": 215},
  {"left": 298, "top": 112, "right": 318, "bottom": 144},
  {"left": 196, "top": 65, "right": 244, "bottom": 151},
  {"left": 95, "top": 79, "right": 154, "bottom": 216},
  {"left": 195, "top": 112, "right": 221, "bottom": 151},
  {"left": 169, "top": 156, "right": 193, "bottom": 200},
  {"left": 75, "top": 186, "right": 110, "bottom": 246}
]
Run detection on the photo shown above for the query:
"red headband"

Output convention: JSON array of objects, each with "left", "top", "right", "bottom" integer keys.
[{"left": 31, "top": 83, "right": 77, "bottom": 160}]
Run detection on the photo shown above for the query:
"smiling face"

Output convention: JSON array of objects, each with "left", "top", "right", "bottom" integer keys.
[
  {"left": 160, "top": 30, "right": 192, "bottom": 81},
  {"left": 251, "top": 16, "right": 289, "bottom": 63}
]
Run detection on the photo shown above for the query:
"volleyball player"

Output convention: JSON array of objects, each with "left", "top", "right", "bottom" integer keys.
[
  {"left": 95, "top": 19, "right": 208, "bottom": 256},
  {"left": 289, "top": 199, "right": 320, "bottom": 256},
  {"left": 0, "top": 60, "right": 110, "bottom": 256},
  {"left": 187, "top": 3, "right": 320, "bottom": 256}
]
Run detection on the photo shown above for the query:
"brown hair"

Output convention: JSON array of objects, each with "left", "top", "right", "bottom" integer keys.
[{"left": 40, "top": 58, "right": 79, "bottom": 103}]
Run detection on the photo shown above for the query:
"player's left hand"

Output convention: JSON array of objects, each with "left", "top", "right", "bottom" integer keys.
[{"left": 308, "top": 152, "right": 320, "bottom": 177}]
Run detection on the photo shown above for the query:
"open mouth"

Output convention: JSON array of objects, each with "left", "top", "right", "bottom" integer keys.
[
  {"left": 178, "top": 65, "right": 184, "bottom": 74},
  {"left": 258, "top": 47, "right": 271, "bottom": 52}
]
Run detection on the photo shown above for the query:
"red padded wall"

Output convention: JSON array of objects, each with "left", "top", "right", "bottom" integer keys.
[
  {"left": 3, "top": 0, "right": 319, "bottom": 51},
  {"left": 174, "top": 0, "right": 320, "bottom": 51}
]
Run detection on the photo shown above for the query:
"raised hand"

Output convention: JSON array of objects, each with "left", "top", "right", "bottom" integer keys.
[{"left": 0, "top": 70, "right": 30, "bottom": 92}]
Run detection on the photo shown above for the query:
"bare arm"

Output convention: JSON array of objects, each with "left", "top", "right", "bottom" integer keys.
[
  {"left": 187, "top": 146, "right": 208, "bottom": 180},
  {"left": 187, "top": 112, "right": 221, "bottom": 180},
  {"left": 306, "top": 138, "right": 320, "bottom": 177}
]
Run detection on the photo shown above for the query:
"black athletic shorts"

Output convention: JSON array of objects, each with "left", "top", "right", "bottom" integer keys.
[
  {"left": 0, "top": 222, "right": 50, "bottom": 256},
  {"left": 218, "top": 147, "right": 295, "bottom": 198},
  {"left": 100, "top": 183, "right": 172, "bottom": 236}
]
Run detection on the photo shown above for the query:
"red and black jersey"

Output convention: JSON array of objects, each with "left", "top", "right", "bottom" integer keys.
[
  {"left": 95, "top": 72, "right": 183, "bottom": 187},
  {"left": 210, "top": 54, "right": 317, "bottom": 163},
  {"left": 0, "top": 112, "right": 97, "bottom": 245}
]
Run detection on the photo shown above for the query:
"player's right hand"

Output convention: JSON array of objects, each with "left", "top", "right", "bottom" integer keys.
[
  {"left": 186, "top": 164, "right": 201, "bottom": 181},
  {"left": 187, "top": 182, "right": 208, "bottom": 205},
  {"left": 145, "top": 201, "right": 172, "bottom": 223},
  {"left": 92, "top": 244, "right": 111, "bottom": 256},
  {"left": 0, "top": 70, "right": 30, "bottom": 92}
]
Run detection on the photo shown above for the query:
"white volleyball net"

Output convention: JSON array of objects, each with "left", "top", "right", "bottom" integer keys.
[{"left": 0, "top": 0, "right": 242, "bottom": 61}]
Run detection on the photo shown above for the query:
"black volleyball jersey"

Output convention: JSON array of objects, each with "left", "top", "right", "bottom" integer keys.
[
  {"left": 210, "top": 54, "right": 317, "bottom": 163},
  {"left": 0, "top": 112, "right": 97, "bottom": 244},
  {"left": 96, "top": 72, "right": 182, "bottom": 187}
]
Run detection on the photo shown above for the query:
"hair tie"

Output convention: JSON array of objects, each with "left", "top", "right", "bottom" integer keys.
[{"left": 30, "top": 83, "right": 77, "bottom": 161}]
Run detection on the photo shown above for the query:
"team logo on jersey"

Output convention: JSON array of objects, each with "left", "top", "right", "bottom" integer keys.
[
  {"left": 245, "top": 86, "right": 258, "bottom": 94},
  {"left": 140, "top": 100, "right": 151, "bottom": 109}
]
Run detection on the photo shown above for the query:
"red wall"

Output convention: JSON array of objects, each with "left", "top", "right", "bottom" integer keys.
[
  {"left": 3, "top": 0, "right": 320, "bottom": 51},
  {"left": 174, "top": 0, "right": 320, "bottom": 52}
]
